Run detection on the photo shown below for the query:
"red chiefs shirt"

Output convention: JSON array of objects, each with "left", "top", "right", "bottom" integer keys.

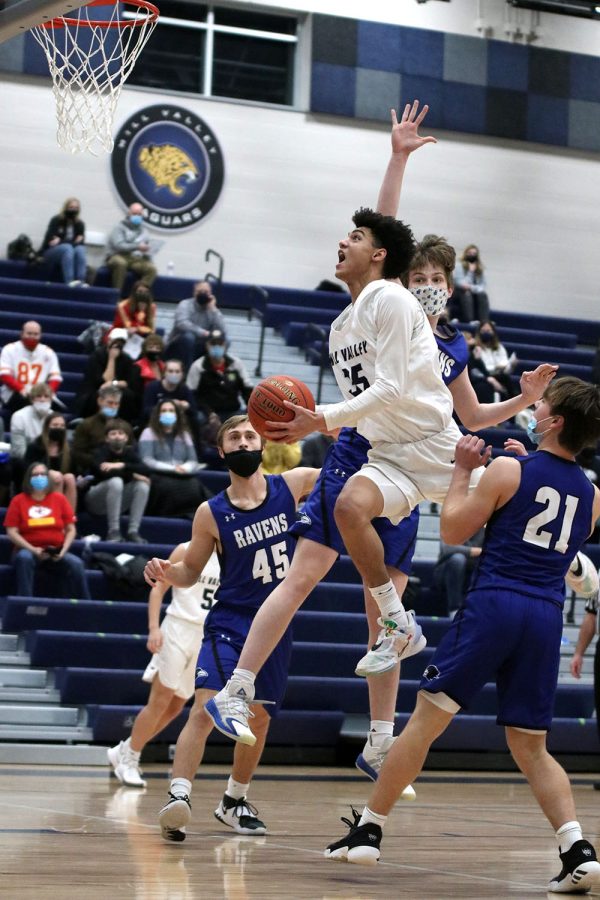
[{"left": 4, "top": 491, "right": 76, "bottom": 548}]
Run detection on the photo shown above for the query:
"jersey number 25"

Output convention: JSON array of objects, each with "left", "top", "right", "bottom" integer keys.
[{"left": 252, "top": 541, "right": 290, "bottom": 584}]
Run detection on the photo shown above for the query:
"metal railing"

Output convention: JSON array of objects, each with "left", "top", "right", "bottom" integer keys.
[
  {"left": 248, "top": 285, "right": 269, "bottom": 377},
  {"left": 205, "top": 248, "right": 224, "bottom": 285},
  {"left": 304, "top": 322, "right": 328, "bottom": 405}
]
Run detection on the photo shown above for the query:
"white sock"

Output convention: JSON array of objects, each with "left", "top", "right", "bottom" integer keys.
[
  {"left": 230, "top": 668, "right": 256, "bottom": 699},
  {"left": 123, "top": 736, "right": 141, "bottom": 761},
  {"left": 359, "top": 806, "right": 387, "bottom": 829},
  {"left": 170, "top": 777, "right": 192, "bottom": 798},
  {"left": 556, "top": 821, "right": 583, "bottom": 853},
  {"left": 226, "top": 777, "right": 250, "bottom": 800},
  {"left": 369, "top": 720, "right": 394, "bottom": 739},
  {"left": 369, "top": 581, "right": 407, "bottom": 626}
]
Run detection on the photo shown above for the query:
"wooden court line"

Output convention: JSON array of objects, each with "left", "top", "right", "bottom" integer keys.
[{"left": 0, "top": 796, "right": 546, "bottom": 892}]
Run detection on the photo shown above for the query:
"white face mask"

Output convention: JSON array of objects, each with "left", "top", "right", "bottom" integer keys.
[
  {"left": 409, "top": 285, "right": 450, "bottom": 317},
  {"left": 33, "top": 401, "right": 51, "bottom": 417}
]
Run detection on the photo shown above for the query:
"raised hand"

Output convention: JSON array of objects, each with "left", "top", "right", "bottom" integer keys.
[
  {"left": 390, "top": 100, "right": 437, "bottom": 157},
  {"left": 519, "top": 363, "right": 558, "bottom": 404},
  {"left": 454, "top": 434, "right": 492, "bottom": 471}
]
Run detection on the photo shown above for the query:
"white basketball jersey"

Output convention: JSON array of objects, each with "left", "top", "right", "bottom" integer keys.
[
  {"left": 166, "top": 545, "right": 220, "bottom": 625},
  {"left": 322, "top": 279, "right": 453, "bottom": 444}
]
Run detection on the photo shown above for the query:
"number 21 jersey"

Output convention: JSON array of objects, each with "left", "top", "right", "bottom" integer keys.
[{"left": 208, "top": 475, "right": 296, "bottom": 611}]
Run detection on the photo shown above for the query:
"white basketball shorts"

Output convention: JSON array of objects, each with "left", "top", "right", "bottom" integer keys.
[{"left": 142, "top": 615, "right": 204, "bottom": 700}]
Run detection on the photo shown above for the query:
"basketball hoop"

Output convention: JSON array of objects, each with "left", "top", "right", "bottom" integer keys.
[{"left": 31, "top": 0, "right": 159, "bottom": 155}]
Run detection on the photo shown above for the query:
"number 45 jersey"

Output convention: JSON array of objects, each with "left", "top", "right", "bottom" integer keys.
[
  {"left": 208, "top": 475, "right": 296, "bottom": 612},
  {"left": 472, "top": 451, "right": 595, "bottom": 606}
]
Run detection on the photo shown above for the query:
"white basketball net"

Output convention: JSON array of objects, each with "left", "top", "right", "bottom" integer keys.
[{"left": 31, "top": 1, "right": 158, "bottom": 155}]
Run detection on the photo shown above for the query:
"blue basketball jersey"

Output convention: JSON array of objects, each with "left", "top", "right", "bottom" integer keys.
[
  {"left": 208, "top": 475, "right": 297, "bottom": 611},
  {"left": 472, "top": 451, "right": 595, "bottom": 606},
  {"left": 435, "top": 322, "right": 469, "bottom": 386}
]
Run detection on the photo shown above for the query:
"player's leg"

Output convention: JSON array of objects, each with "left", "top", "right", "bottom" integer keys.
[
  {"left": 215, "top": 707, "right": 271, "bottom": 835},
  {"left": 108, "top": 677, "right": 180, "bottom": 788},
  {"left": 325, "top": 692, "right": 453, "bottom": 865},
  {"left": 356, "top": 571, "right": 416, "bottom": 800},
  {"left": 507, "top": 728, "right": 600, "bottom": 893},
  {"left": 205, "top": 538, "right": 337, "bottom": 744},
  {"left": 158, "top": 687, "right": 217, "bottom": 841}
]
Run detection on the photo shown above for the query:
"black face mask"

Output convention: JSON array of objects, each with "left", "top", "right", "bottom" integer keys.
[
  {"left": 223, "top": 449, "right": 262, "bottom": 478},
  {"left": 48, "top": 427, "right": 65, "bottom": 442},
  {"left": 65, "top": 209, "right": 78, "bottom": 218},
  {"left": 479, "top": 332, "right": 494, "bottom": 344},
  {"left": 195, "top": 292, "right": 211, "bottom": 306},
  {"left": 146, "top": 350, "right": 161, "bottom": 361},
  {"left": 465, "top": 253, "right": 478, "bottom": 263}
]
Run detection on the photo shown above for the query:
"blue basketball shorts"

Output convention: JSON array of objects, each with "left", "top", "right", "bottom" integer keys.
[
  {"left": 419, "top": 588, "right": 563, "bottom": 731},
  {"left": 289, "top": 464, "right": 419, "bottom": 574},
  {"left": 194, "top": 604, "right": 292, "bottom": 716}
]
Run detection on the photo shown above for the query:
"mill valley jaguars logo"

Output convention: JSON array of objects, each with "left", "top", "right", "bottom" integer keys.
[{"left": 111, "top": 104, "right": 225, "bottom": 232}]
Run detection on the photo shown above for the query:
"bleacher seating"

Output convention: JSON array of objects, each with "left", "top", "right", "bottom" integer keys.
[{"left": 0, "top": 264, "right": 599, "bottom": 758}]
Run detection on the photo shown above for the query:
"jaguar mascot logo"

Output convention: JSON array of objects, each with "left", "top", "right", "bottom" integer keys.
[
  {"left": 111, "top": 104, "right": 225, "bottom": 232},
  {"left": 138, "top": 144, "right": 199, "bottom": 197}
]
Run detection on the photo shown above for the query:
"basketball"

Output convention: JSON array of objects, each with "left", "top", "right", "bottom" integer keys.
[{"left": 247, "top": 375, "right": 315, "bottom": 437}]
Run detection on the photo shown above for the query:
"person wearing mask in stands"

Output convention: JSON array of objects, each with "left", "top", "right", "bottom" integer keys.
[
  {"left": 452, "top": 244, "right": 490, "bottom": 324},
  {"left": 72, "top": 385, "right": 134, "bottom": 475},
  {"left": 139, "top": 400, "right": 209, "bottom": 518},
  {"left": 84, "top": 419, "right": 150, "bottom": 543},
  {"left": 4, "top": 462, "right": 90, "bottom": 598},
  {"left": 105, "top": 202, "right": 157, "bottom": 293},
  {"left": 74, "top": 328, "right": 142, "bottom": 422},
  {"left": 40, "top": 197, "right": 87, "bottom": 287},
  {"left": 0, "top": 321, "right": 62, "bottom": 416},
  {"left": 24, "top": 412, "right": 77, "bottom": 511},
  {"left": 165, "top": 281, "right": 227, "bottom": 370},
  {"left": 135, "top": 334, "right": 165, "bottom": 389},
  {"left": 186, "top": 331, "right": 253, "bottom": 434},
  {"left": 475, "top": 321, "right": 517, "bottom": 399}
]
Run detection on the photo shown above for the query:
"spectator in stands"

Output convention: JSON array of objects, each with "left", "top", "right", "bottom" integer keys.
[
  {"left": 4, "top": 462, "right": 90, "bottom": 598},
  {"left": 84, "top": 419, "right": 150, "bottom": 543},
  {"left": 74, "top": 327, "right": 142, "bottom": 422},
  {"left": 9, "top": 383, "right": 54, "bottom": 462},
  {"left": 24, "top": 412, "right": 77, "bottom": 511},
  {"left": 135, "top": 334, "right": 165, "bottom": 388},
  {"left": 300, "top": 432, "right": 335, "bottom": 468},
  {"left": 570, "top": 580, "right": 600, "bottom": 789},
  {"left": 142, "top": 358, "right": 197, "bottom": 426},
  {"left": 139, "top": 400, "right": 209, "bottom": 517},
  {"left": 475, "top": 321, "right": 517, "bottom": 398},
  {"left": 105, "top": 202, "right": 157, "bottom": 293},
  {"left": 452, "top": 244, "right": 490, "bottom": 323},
  {"left": 165, "top": 281, "right": 227, "bottom": 370},
  {"left": 111, "top": 281, "right": 157, "bottom": 359},
  {"left": 432, "top": 528, "right": 485, "bottom": 616},
  {"left": 186, "top": 330, "right": 253, "bottom": 430},
  {"left": 463, "top": 330, "right": 507, "bottom": 405},
  {"left": 72, "top": 385, "right": 134, "bottom": 475},
  {"left": 40, "top": 197, "right": 87, "bottom": 286},
  {"left": 0, "top": 321, "right": 62, "bottom": 415},
  {"left": 261, "top": 440, "right": 302, "bottom": 475},
  {"left": 0, "top": 427, "right": 10, "bottom": 507}
]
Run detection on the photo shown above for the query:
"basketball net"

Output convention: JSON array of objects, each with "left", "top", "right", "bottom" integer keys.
[{"left": 31, "top": 0, "right": 159, "bottom": 155}]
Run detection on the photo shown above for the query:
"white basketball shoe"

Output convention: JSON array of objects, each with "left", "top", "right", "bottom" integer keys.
[
  {"left": 355, "top": 611, "right": 427, "bottom": 677},
  {"left": 565, "top": 552, "right": 599, "bottom": 598},
  {"left": 355, "top": 733, "right": 416, "bottom": 799}
]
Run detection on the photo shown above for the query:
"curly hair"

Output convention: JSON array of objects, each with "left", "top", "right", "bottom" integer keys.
[{"left": 352, "top": 208, "right": 415, "bottom": 279}]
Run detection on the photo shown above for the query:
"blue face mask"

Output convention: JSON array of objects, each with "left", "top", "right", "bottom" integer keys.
[
  {"left": 209, "top": 345, "right": 225, "bottom": 361},
  {"left": 30, "top": 474, "right": 49, "bottom": 491},
  {"left": 526, "top": 414, "right": 553, "bottom": 446},
  {"left": 101, "top": 406, "right": 118, "bottom": 418},
  {"left": 159, "top": 412, "right": 177, "bottom": 427},
  {"left": 129, "top": 214, "right": 143, "bottom": 226}
]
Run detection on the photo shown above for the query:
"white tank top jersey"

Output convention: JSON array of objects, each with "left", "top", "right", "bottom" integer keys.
[
  {"left": 321, "top": 279, "right": 454, "bottom": 444},
  {"left": 165, "top": 544, "right": 220, "bottom": 625}
]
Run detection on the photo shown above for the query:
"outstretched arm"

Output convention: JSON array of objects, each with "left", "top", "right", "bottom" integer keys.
[
  {"left": 377, "top": 101, "right": 437, "bottom": 217},
  {"left": 450, "top": 363, "right": 558, "bottom": 431}
]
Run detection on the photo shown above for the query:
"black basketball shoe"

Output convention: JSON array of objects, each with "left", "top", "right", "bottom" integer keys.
[
  {"left": 158, "top": 791, "right": 191, "bottom": 842},
  {"left": 324, "top": 807, "right": 381, "bottom": 866},
  {"left": 548, "top": 840, "right": 600, "bottom": 893}
]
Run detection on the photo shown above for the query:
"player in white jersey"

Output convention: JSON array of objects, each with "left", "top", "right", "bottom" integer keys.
[
  {"left": 0, "top": 321, "right": 62, "bottom": 412},
  {"left": 108, "top": 541, "right": 220, "bottom": 787}
]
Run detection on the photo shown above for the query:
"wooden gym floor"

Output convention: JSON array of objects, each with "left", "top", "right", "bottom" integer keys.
[{"left": 0, "top": 764, "right": 599, "bottom": 899}]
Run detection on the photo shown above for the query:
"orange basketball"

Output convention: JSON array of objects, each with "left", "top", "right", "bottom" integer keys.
[{"left": 247, "top": 375, "right": 315, "bottom": 438}]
